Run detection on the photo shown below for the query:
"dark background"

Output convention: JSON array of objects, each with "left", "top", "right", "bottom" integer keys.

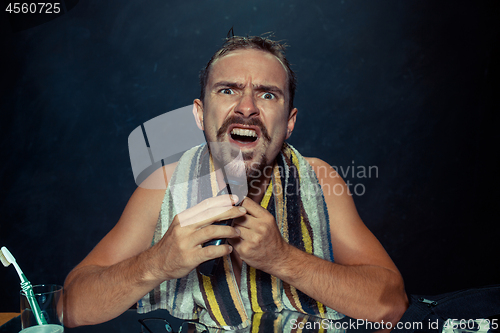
[{"left": 1, "top": 0, "right": 499, "bottom": 312}]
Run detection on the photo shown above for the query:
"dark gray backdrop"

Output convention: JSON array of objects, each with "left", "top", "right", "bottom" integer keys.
[{"left": 1, "top": 0, "right": 499, "bottom": 312}]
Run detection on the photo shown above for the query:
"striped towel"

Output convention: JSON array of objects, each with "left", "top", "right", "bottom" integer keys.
[{"left": 137, "top": 143, "right": 344, "bottom": 329}]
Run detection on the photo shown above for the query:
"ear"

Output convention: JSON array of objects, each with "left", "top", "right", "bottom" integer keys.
[
  {"left": 286, "top": 107, "right": 298, "bottom": 139},
  {"left": 193, "top": 99, "right": 204, "bottom": 131}
]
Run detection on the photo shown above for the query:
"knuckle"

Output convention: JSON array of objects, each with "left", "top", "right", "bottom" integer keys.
[
  {"left": 233, "top": 206, "right": 244, "bottom": 215},
  {"left": 204, "top": 197, "right": 213, "bottom": 207},
  {"left": 241, "top": 244, "right": 251, "bottom": 255},
  {"left": 255, "top": 224, "right": 267, "bottom": 235},
  {"left": 201, "top": 225, "right": 216, "bottom": 239},
  {"left": 204, "top": 245, "right": 218, "bottom": 258},
  {"left": 171, "top": 225, "right": 183, "bottom": 237},
  {"left": 264, "top": 215, "right": 274, "bottom": 224}
]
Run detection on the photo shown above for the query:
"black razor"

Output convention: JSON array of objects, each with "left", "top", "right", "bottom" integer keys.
[{"left": 198, "top": 176, "right": 246, "bottom": 276}]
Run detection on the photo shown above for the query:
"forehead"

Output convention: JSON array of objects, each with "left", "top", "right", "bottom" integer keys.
[{"left": 208, "top": 49, "right": 288, "bottom": 90}]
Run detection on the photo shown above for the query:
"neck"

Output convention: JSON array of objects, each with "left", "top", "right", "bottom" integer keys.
[{"left": 246, "top": 165, "right": 273, "bottom": 204}]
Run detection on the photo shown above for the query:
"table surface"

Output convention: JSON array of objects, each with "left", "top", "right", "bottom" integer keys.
[
  {"left": 0, "top": 314, "right": 20, "bottom": 327},
  {"left": 0, "top": 309, "right": 184, "bottom": 333},
  {"left": 0, "top": 309, "right": 384, "bottom": 333}
]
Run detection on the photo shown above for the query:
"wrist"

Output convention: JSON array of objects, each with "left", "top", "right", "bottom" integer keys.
[
  {"left": 269, "top": 242, "right": 299, "bottom": 281},
  {"left": 136, "top": 246, "right": 166, "bottom": 285}
]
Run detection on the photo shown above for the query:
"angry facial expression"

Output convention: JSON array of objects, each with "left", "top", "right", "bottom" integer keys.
[{"left": 194, "top": 49, "right": 297, "bottom": 179}]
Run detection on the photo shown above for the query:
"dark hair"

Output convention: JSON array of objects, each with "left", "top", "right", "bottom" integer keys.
[{"left": 199, "top": 35, "right": 297, "bottom": 111}]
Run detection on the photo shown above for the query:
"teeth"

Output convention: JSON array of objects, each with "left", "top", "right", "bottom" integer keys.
[{"left": 231, "top": 128, "right": 257, "bottom": 137}]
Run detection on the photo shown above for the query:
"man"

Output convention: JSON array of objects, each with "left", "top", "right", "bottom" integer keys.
[{"left": 64, "top": 36, "right": 408, "bottom": 329}]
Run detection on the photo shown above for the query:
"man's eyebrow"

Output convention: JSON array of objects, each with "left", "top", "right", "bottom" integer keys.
[
  {"left": 212, "top": 81, "right": 285, "bottom": 98},
  {"left": 254, "top": 84, "right": 284, "bottom": 97},
  {"left": 212, "top": 81, "right": 245, "bottom": 90}
]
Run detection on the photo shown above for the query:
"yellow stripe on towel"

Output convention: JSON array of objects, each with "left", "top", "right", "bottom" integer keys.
[
  {"left": 249, "top": 266, "right": 263, "bottom": 313},
  {"left": 290, "top": 285, "right": 305, "bottom": 313},
  {"left": 272, "top": 167, "right": 288, "bottom": 241},
  {"left": 223, "top": 256, "right": 247, "bottom": 321},
  {"left": 201, "top": 275, "right": 227, "bottom": 327},
  {"left": 317, "top": 301, "right": 326, "bottom": 317},
  {"left": 251, "top": 312, "right": 263, "bottom": 333},
  {"left": 249, "top": 176, "right": 271, "bottom": 314},
  {"left": 261, "top": 180, "right": 273, "bottom": 210},
  {"left": 300, "top": 214, "right": 313, "bottom": 254}
]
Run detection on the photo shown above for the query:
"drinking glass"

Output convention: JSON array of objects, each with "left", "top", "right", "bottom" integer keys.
[{"left": 20, "top": 284, "right": 64, "bottom": 333}]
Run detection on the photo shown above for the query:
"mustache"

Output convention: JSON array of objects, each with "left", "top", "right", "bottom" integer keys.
[{"left": 216, "top": 115, "right": 272, "bottom": 142}]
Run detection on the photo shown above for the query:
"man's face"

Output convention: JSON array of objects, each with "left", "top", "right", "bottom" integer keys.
[{"left": 194, "top": 49, "right": 297, "bottom": 178}]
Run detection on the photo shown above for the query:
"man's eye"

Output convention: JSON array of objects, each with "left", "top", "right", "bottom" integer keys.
[
  {"left": 262, "top": 92, "right": 275, "bottom": 100},
  {"left": 220, "top": 88, "right": 234, "bottom": 95}
]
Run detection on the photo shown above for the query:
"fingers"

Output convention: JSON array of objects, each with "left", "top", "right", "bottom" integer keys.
[
  {"left": 191, "top": 223, "right": 241, "bottom": 245},
  {"left": 181, "top": 194, "right": 238, "bottom": 220},
  {"left": 199, "top": 244, "right": 234, "bottom": 262},
  {"left": 159, "top": 196, "right": 248, "bottom": 279},
  {"left": 200, "top": 205, "right": 246, "bottom": 226},
  {"left": 233, "top": 223, "right": 251, "bottom": 241},
  {"left": 240, "top": 197, "right": 268, "bottom": 218},
  {"left": 180, "top": 205, "right": 247, "bottom": 228},
  {"left": 176, "top": 195, "right": 241, "bottom": 227}
]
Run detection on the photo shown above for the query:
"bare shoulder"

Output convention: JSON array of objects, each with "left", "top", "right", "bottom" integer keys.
[
  {"left": 304, "top": 156, "right": 355, "bottom": 218},
  {"left": 304, "top": 157, "right": 324, "bottom": 167},
  {"left": 304, "top": 157, "right": 345, "bottom": 187},
  {"left": 304, "top": 157, "right": 336, "bottom": 175},
  {"left": 74, "top": 162, "right": 178, "bottom": 269},
  {"left": 304, "top": 157, "right": 323, "bottom": 165},
  {"left": 304, "top": 157, "right": 398, "bottom": 271}
]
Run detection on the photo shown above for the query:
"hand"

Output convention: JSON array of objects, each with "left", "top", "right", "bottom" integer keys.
[
  {"left": 151, "top": 194, "right": 245, "bottom": 280},
  {"left": 229, "top": 198, "right": 290, "bottom": 273}
]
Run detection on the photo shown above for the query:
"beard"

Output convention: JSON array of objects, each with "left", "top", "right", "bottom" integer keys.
[
  {"left": 208, "top": 115, "right": 272, "bottom": 182},
  {"left": 207, "top": 142, "right": 268, "bottom": 183},
  {"left": 242, "top": 151, "right": 268, "bottom": 180}
]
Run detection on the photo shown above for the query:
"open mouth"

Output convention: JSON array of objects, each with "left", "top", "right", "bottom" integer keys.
[{"left": 230, "top": 128, "right": 258, "bottom": 144}]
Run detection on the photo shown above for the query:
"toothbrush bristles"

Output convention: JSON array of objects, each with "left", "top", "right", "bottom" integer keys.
[{"left": 0, "top": 249, "right": 11, "bottom": 267}]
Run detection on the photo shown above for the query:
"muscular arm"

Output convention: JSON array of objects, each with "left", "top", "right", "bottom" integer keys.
[
  {"left": 64, "top": 167, "right": 244, "bottom": 327},
  {"left": 63, "top": 186, "right": 165, "bottom": 327},
  {"left": 275, "top": 241, "right": 407, "bottom": 324},
  {"left": 278, "top": 157, "right": 408, "bottom": 323},
  {"left": 232, "top": 158, "right": 408, "bottom": 324}
]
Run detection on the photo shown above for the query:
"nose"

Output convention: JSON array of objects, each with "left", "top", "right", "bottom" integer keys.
[{"left": 234, "top": 92, "right": 259, "bottom": 118}]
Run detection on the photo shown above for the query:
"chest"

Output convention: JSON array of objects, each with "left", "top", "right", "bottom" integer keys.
[{"left": 230, "top": 251, "right": 243, "bottom": 288}]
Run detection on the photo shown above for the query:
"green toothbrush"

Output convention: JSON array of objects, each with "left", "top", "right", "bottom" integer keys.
[{"left": 0, "top": 246, "right": 48, "bottom": 326}]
